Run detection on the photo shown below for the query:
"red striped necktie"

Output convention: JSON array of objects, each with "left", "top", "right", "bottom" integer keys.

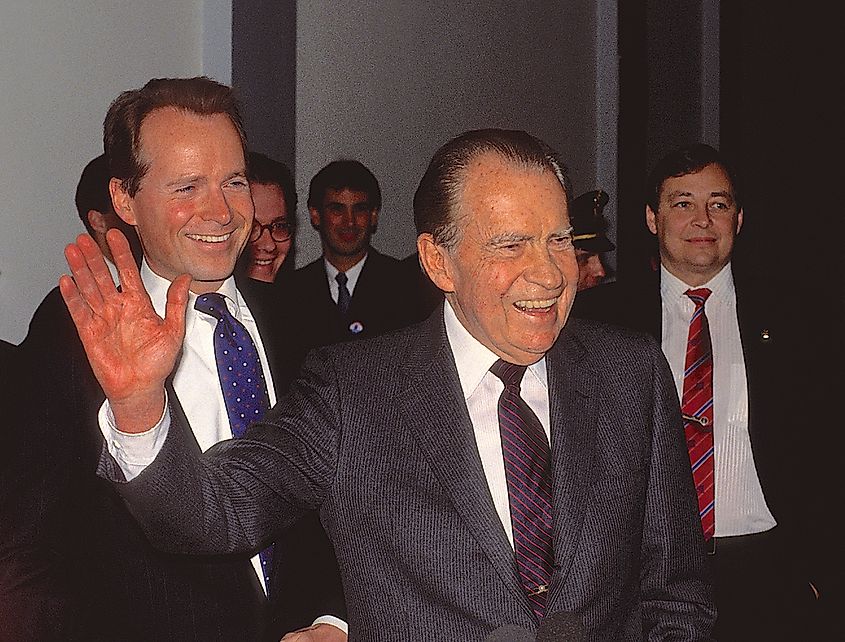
[
  {"left": 682, "top": 288, "right": 715, "bottom": 540},
  {"left": 489, "top": 359, "right": 554, "bottom": 619}
]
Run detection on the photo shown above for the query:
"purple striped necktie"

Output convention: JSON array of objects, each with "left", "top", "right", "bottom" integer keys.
[
  {"left": 681, "top": 288, "right": 715, "bottom": 540},
  {"left": 490, "top": 359, "right": 554, "bottom": 619}
]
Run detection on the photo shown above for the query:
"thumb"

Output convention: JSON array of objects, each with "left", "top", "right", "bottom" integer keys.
[{"left": 163, "top": 274, "right": 191, "bottom": 337}]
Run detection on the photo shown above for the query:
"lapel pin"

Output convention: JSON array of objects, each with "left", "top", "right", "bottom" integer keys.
[
  {"left": 760, "top": 329, "right": 770, "bottom": 341},
  {"left": 349, "top": 321, "right": 364, "bottom": 335}
]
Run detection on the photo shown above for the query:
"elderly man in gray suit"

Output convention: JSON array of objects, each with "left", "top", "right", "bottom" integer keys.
[{"left": 61, "top": 129, "right": 714, "bottom": 641}]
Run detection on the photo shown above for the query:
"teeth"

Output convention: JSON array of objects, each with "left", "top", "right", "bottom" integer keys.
[
  {"left": 254, "top": 259, "right": 273, "bottom": 265},
  {"left": 515, "top": 298, "right": 557, "bottom": 310},
  {"left": 187, "top": 232, "right": 233, "bottom": 243}
]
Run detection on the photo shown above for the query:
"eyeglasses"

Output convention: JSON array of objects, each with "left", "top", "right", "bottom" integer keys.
[{"left": 249, "top": 220, "right": 292, "bottom": 243}]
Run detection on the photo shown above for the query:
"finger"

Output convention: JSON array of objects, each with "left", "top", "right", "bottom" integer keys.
[
  {"left": 163, "top": 274, "right": 191, "bottom": 340},
  {"left": 279, "top": 625, "right": 317, "bottom": 641},
  {"left": 64, "top": 241, "right": 106, "bottom": 312},
  {"left": 58, "top": 273, "right": 93, "bottom": 328},
  {"left": 107, "top": 228, "right": 145, "bottom": 294},
  {"left": 76, "top": 233, "right": 119, "bottom": 296}
]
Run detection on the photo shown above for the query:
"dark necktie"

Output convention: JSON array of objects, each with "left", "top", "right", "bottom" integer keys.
[
  {"left": 335, "top": 271, "right": 351, "bottom": 318},
  {"left": 194, "top": 292, "right": 274, "bottom": 587},
  {"left": 681, "top": 288, "right": 715, "bottom": 540},
  {"left": 489, "top": 359, "right": 554, "bottom": 619}
]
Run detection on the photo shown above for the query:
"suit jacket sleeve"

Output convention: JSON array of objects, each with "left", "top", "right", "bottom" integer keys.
[
  {"left": 639, "top": 336, "right": 715, "bottom": 640},
  {"left": 98, "top": 345, "right": 343, "bottom": 558}
]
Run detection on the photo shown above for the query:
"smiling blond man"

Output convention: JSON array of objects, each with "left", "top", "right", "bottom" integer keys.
[{"left": 37, "top": 77, "right": 346, "bottom": 641}]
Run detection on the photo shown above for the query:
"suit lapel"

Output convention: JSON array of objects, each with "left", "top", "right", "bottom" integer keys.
[
  {"left": 396, "top": 311, "right": 528, "bottom": 607},
  {"left": 544, "top": 325, "right": 600, "bottom": 602}
]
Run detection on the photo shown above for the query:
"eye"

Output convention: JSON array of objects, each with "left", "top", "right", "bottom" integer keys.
[
  {"left": 549, "top": 236, "right": 573, "bottom": 251},
  {"left": 228, "top": 178, "right": 249, "bottom": 189},
  {"left": 709, "top": 201, "right": 729, "bottom": 210},
  {"left": 672, "top": 200, "right": 692, "bottom": 209},
  {"left": 175, "top": 185, "right": 195, "bottom": 194}
]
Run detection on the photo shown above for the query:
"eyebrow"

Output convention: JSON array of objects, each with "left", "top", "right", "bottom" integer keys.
[
  {"left": 164, "top": 174, "right": 202, "bottom": 188},
  {"left": 664, "top": 189, "right": 734, "bottom": 200},
  {"left": 709, "top": 190, "right": 734, "bottom": 201},
  {"left": 550, "top": 226, "right": 574, "bottom": 238},
  {"left": 486, "top": 227, "right": 573, "bottom": 246},
  {"left": 487, "top": 232, "right": 531, "bottom": 246},
  {"left": 664, "top": 190, "right": 693, "bottom": 200}
]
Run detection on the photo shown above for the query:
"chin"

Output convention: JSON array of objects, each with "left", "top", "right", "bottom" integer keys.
[{"left": 247, "top": 271, "right": 274, "bottom": 283}]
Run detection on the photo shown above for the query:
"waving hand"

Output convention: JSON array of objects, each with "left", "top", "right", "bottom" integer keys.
[{"left": 59, "top": 229, "right": 191, "bottom": 433}]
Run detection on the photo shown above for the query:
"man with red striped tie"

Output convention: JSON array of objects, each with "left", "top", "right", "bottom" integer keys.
[{"left": 574, "top": 143, "right": 827, "bottom": 640}]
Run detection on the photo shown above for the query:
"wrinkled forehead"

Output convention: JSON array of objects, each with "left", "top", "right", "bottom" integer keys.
[{"left": 455, "top": 159, "right": 570, "bottom": 234}]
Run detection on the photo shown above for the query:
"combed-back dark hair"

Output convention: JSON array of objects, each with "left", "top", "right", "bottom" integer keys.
[
  {"left": 413, "top": 129, "right": 572, "bottom": 249},
  {"left": 104, "top": 76, "right": 247, "bottom": 197},
  {"left": 307, "top": 160, "right": 381, "bottom": 211},
  {"left": 646, "top": 143, "right": 741, "bottom": 211},
  {"left": 247, "top": 152, "right": 298, "bottom": 220},
  {"left": 74, "top": 154, "right": 112, "bottom": 234}
]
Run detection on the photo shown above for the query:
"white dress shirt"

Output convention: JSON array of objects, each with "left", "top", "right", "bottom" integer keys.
[
  {"left": 324, "top": 253, "right": 367, "bottom": 302},
  {"left": 660, "top": 263, "right": 775, "bottom": 537},
  {"left": 99, "top": 261, "right": 276, "bottom": 592},
  {"left": 443, "top": 300, "right": 551, "bottom": 548}
]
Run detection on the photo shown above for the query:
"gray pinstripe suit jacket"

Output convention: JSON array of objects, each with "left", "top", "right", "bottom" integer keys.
[{"left": 102, "top": 310, "right": 715, "bottom": 641}]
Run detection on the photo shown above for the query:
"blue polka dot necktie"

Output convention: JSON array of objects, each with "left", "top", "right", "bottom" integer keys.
[
  {"left": 489, "top": 359, "right": 554, "bottom": 619},
  {"left": 194, "top": 292, "right": 274, "bottom": 589}
]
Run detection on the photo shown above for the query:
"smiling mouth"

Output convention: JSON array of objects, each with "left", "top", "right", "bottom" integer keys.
[
  {"left": 253, "top": 258, "right": 274, "bottom": 266},
  {"left": 514, "top": 297, "right": 558, "bottom": 311},
  {"left": 186, "top": 232, "right": 234, "bottom": 243}
]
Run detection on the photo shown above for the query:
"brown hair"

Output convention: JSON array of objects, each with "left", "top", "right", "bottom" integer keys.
[{"left": 103, "top": 76, "right": 247, "bottom": 197}]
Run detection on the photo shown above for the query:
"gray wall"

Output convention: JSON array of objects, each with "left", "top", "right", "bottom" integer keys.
[
  {"left": 0, "top": 1, "right": 231, "bottom": 343},
  {"left": 293, "top": 1, "right": 612, "bottom": 266},
  {"left": 2, "top": 1, "right": 621, "bottom": 341}
]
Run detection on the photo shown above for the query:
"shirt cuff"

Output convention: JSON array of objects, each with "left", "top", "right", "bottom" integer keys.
[
  {"left": 312, "top": 615, "right": 348, "bottom": 634},
  {"left": 98, "top": 393, "right": 171, "bottom": 481}
]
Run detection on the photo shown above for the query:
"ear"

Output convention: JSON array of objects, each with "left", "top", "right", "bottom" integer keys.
[
  {"left": 309, "top": 206, "right": 321, "bottom": 229},
  {"left": 735, "top": 207, "right": 744, "bottom": 234},
  {"left": 87, "top": 209, "right": 109, "bottom": 235},
  {"left": 645, "top": 205, "right": 658, "bottom": 235},
  {"left": 370, "top": 207, "right": 379, "bottom": 232},
  {"left": 109, "top": 177, "right": 136, "bottom": 226},
  {"left": 417, "top": 233, "right": 454, "bottom": 293}
]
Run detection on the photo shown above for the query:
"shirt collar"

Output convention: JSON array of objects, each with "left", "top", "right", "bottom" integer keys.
[
  {"left": 141, "top": 260, "right": 241, "bottom": 323},
  {"left": 660, "top": 261, "right": 735, "bottom": 306},
  {"left": 323, "top": 253, "right": 368, "bottom": 281},
  {"left": 443, "top": 299, "right": 547, "bottom": 400}
]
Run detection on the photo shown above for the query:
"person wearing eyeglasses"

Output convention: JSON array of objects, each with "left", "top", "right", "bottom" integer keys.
[{"left": 243, "top": 151, "right": 297, "bottom": 284}]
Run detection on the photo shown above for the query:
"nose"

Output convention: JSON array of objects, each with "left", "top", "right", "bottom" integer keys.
[
  {"left": 524, "top": 245, "right": 564, "bottom": 291},
  {"left": 340, "top": 208, "right": 355, "bottom": 226},
  {"left": 203, "top": 187, "right": 235, "bottom": 226},
  {"left": 253, "top": 226, "right": 276, "bottom": 252},
  {"left": 587, "top": 254, "right": 606, "bottom": 278},
  {"left": 690, "top": 203, "right": 713, "bottom": 228}
]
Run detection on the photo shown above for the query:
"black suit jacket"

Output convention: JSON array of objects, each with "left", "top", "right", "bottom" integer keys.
[
  {"left": 104, "top": 311, "right": 715, "bottom": 641},
  {"left": 283, "top": 249, "right": 418, "bottom": 357},
  {"left": 571, "top": 268, "right": 830, "bottom": 595},
  {"left": 16, "top": 281, "right": 345, "bottom": 641}
]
